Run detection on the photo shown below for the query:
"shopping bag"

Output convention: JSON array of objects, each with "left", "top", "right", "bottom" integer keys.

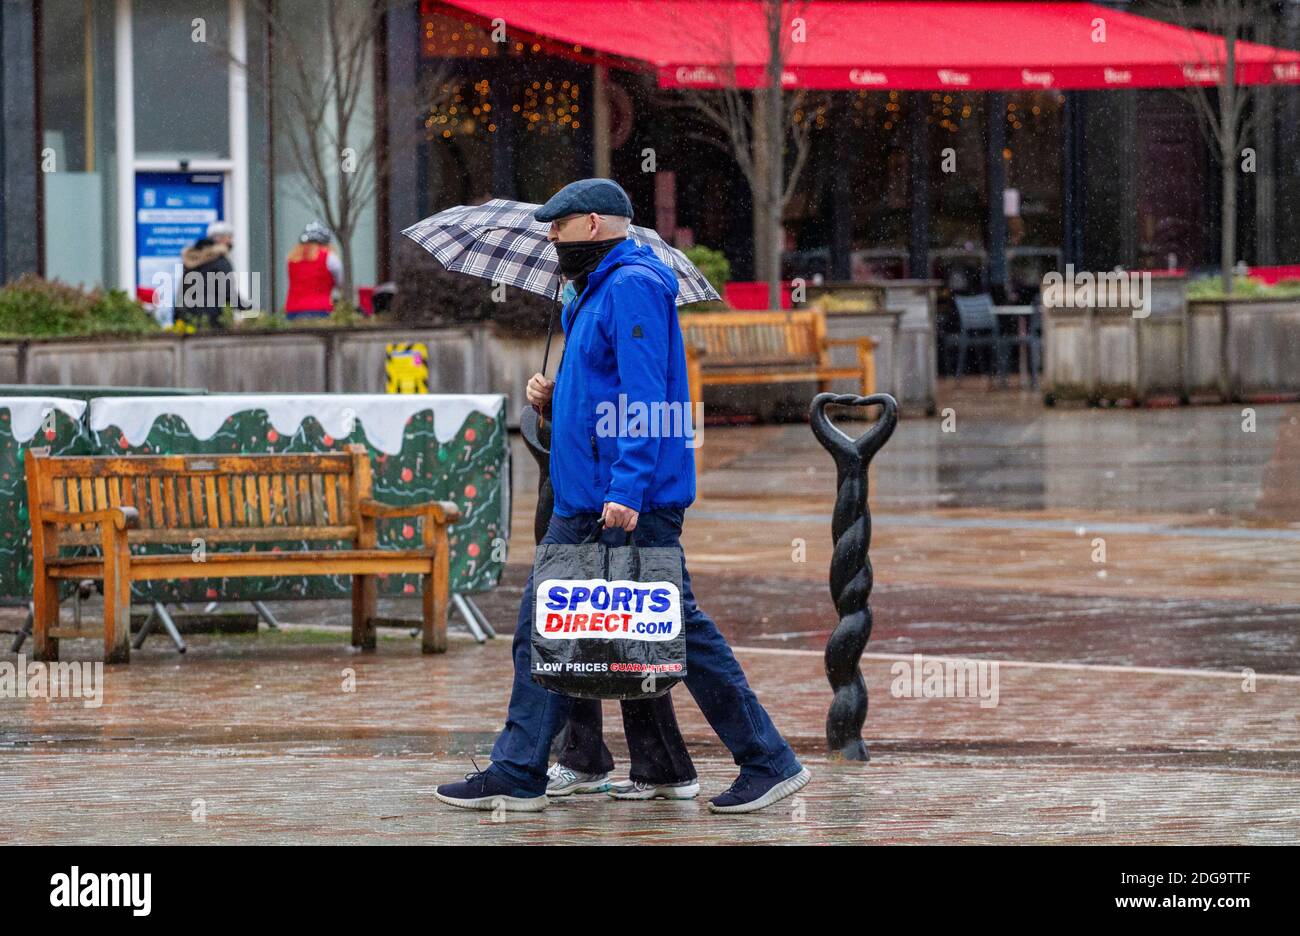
[{"left": 531, "top": 522, "right": 687, "bottom": 700}]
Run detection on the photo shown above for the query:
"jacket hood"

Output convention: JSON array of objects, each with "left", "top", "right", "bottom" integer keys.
[
  {"left": 587, "top": 239, "right": 679, "bottom": 300},
  {"left": 182, "top": 239, "right": 229, "bottom": 268}
]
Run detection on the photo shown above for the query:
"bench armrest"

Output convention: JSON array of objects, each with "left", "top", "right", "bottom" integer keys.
[
  {"left": 823, "top": 337, "right": 878, "bottom": 350},
  {"left": 358, "top": 498, "right": 462, "bottom": 524},
  {"left": 43, "top": 506, "right": 140, "bottom": 531},
  {"left": 821, "top": 337, "right": 877, "bottom": 396}
]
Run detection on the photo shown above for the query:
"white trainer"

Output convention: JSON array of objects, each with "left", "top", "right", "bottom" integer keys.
[
  {"left": 607, "top": 778, "right": 701, "bottom": 800},
  {"left": 545, "top": 763, "right": 612, "bottom": 796}
]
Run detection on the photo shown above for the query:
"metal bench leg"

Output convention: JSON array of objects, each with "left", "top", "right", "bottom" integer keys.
[
  {"left": 154, "top": 603, "right": 187, "bottom": 652},
  {"left": 135, "top": 602, "right": 187, "bottom": 653},
  {"left": 9, "top": 603, "right": 33, "bottom": 653},
  {"left": 463, "top": 594, "right": 496, "bottom": 639},
  {"left": 132, "top": 604, "right": 157, "bottom": 649},
  {"left": 452, "top": 593, "right": 488, "bottom": 643},
  {"left": 250, "top": 601, "right": 281, "bottom": 630}
]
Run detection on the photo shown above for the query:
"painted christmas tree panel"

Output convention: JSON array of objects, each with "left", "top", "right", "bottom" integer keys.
[{"left": 0, "top": 408, "right": 90, "bottom": 599}]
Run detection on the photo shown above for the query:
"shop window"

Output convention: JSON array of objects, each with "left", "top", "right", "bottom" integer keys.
[
  {"left": 132, "top": 0, "right": 230, "bottom": 159},
  {"left": 1004, "top": 92, "right": 1064, "bottom": 251},
  {"left": 847, "top": 90, "right": 911, "bottom": 278},
  {"left": 42, "top": 0, "right": 116, "bottom": 287},
  {"left": 928, "top": 92, "right": 987, "bottom": 250}
]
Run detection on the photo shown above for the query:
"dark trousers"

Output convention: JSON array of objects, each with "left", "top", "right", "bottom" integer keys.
[
  {"left": 488, "top": 507, "right": 798, "bottom": 796},
  {"left": 557, "top": 694, "right": 697, "bottom": 785}
]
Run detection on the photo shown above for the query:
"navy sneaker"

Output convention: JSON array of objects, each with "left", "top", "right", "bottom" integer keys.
[
  {"left": 435, "top": 770, "right": 547, "bottom": 812},
  {"left": 707, "top": 765, "right": 811, "bottom": 814}
]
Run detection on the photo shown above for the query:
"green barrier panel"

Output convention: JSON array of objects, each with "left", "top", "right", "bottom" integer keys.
[
  {"left": 86, "top": 394, "right": 509, "bottom": 600},
  {"left": 0, "top": 398, "right": 92, "bottom": 600}
]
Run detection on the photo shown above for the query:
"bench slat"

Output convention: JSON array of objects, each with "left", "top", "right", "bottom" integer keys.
[
  {"left": 53, "top": 525, "right": 361, "bottom": 547},
  {"left": 45, "top": 547, "right": 436, "bottom": 581},
  {"left": 175, "top": 474, "right": 193, "bottom": 527},
  {"left": 257, "top": 474, "right": 271, "bottom": 525},
  {"left": 147, "top": 475, "right": 162, "bottom": 528},
  {"left": 93, "top": 476, "right": 109, "bottom": 519},
  {"left": 203, "top": 475, "right": 220, "bottom": 528},
  {"left": 216, "top": 475, "right": 232, "bottom": 527},
  {"left": 33, "top": 452, "right": 354, "bottom": 478},
  {"left": 325, "top": 473, "right": 342, "bottom": 524}
]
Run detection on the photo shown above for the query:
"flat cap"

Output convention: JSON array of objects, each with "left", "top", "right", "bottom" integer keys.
[{"left": 534, "top": 178, "right": 634, "bottom": 223}]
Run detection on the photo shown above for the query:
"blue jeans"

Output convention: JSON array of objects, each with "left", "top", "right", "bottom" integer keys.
[{"left": 488, "top": 508, "right": 799, "bottom": 795}]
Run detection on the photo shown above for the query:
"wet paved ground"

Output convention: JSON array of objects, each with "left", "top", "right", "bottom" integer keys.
[{"left": 3, "top": 383, "right": 1299, "bottom": 844}]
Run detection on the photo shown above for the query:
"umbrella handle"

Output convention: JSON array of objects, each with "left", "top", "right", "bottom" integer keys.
[
  {"left": 542, "top": 317, "right": 555, "bottom": 375},
  {"left": 541, "top": 293, "right": 558, "bottom": 376}
]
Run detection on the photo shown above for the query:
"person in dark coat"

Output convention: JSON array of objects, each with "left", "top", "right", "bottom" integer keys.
[{"left": 174, "top": 221, "right": 245, "bottom": 328}]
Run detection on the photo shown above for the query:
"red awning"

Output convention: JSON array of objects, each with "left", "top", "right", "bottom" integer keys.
[{"left": 435, "top": 0, "right": 1300, "bottom": 90}]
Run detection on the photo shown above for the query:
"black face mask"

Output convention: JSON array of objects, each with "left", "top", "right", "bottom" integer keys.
[{"left": 553, "top": 237, "right": 625, "bottom": 280}]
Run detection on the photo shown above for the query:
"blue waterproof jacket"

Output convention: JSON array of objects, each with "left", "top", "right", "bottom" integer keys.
[{"left": 549, "top": 238, "right": 696, "bottom": 516}]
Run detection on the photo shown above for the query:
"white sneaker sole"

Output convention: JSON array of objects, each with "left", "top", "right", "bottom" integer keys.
[
  {"left": 547, "top": 779, "right": 612, "bottom": 797},
  {"left": 608, "top": 782, "right": 701, "bottom": 801},
  {"left": 434, "top": 790, "right": 548, "bottom": 812},
  {"left": 707, "top": 767, "right": 811, "bottom": 814}
]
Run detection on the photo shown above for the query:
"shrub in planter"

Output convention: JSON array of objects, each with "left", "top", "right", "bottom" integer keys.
[
  {"left": 390, "top": 237, "right": 557, "bottom": 337},
  {"left": 0, "top": 275, "right": 159, "bottom": 338},
  {"left": 1186, "top": 275, "right": 1300, "bottom": 301},
  {"left": 682, "top": 245, "right": 730, "bottom": 296},
  {"left": 679, "top": 245, "right": 731, "bottom": 311}
]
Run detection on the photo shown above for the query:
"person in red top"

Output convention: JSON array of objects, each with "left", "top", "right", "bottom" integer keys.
[{"left": 284, "top": 221, "right": 341, "bottom": 320}]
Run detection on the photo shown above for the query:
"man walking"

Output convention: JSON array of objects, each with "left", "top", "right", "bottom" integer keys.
[{"left": 435, "top": 179, "right": 809, "bottom": 814}]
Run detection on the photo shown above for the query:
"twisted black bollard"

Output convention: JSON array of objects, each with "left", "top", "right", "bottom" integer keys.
[
  {"left": 519, "top": 406, "right": 554, "bottom": 544},
  {"left": 809, "top": 392, "right": 899, "bottom": 761}
]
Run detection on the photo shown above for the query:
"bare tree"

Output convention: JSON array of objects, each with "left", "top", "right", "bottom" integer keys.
[
  {"left": 1165, "top": 0, "right": 1275, "bottom": 294},
  {"left": 234, "top": 0, "right": 449, "bottom": 307},
  {"left": 673, "top": 0, "right": 818, "bottom": 307}
]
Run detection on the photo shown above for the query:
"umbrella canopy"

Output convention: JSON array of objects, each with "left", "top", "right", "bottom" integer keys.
[{"left": 401, "top": 199, "right": 721, "bottom": 306}]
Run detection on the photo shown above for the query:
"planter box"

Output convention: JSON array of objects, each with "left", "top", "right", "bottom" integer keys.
[
  {"left": 1044, "top": 276, "right": 1190, "bottom": 404},
  {"left": 486, "top": 327, "right": 563, "bottom": 427},
  {"left": 1045, "top": 278, "right": 1300, "bottom": 404},
  {"left": 1219, "top": 298, "right": 1300, "bottom": 398},
  {"left": 0, "top": 323, "right": 573, "bottom": 427},
  {"left": 329, "top": 326, "right": 486, "bottom": 394},
  {"left": 1185, "top": 301, "right": 1228, "bottom": 399},
  {"left": 25, "top": 336, "right": 184, "bottom": 387},
  {"left": 0, "top": 347, "right": 21, "bottom": 384},
  {"left": 183, "top": 332, "right": 329, "bottom": 392},
  {"left": 803, "top": 280, "right": 940, "bottom": 415}
]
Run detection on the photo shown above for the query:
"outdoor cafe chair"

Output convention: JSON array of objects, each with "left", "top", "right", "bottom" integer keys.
[{"left": 952, "top": 293, "right": 1016, "bottom": 385}]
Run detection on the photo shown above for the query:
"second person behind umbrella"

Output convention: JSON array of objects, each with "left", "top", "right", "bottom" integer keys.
[{"left": 285, "top": 221, "right": 341, "bottom": 321}]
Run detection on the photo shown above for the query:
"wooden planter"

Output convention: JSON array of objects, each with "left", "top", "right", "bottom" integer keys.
[{"left": 1045, "top": 277, "right": 1300, "bottom": 405}]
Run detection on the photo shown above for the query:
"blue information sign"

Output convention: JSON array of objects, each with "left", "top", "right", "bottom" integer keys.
[{"left": 135, "top": 171, "right": 225, "bottom": 291}]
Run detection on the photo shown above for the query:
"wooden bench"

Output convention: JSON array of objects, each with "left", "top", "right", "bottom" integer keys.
[
  {"left": 679, "top": 309, "right": 876, "bottom": 407},
  {"left": 24, "top": 445, "right": 460, "bottom": 664}
]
